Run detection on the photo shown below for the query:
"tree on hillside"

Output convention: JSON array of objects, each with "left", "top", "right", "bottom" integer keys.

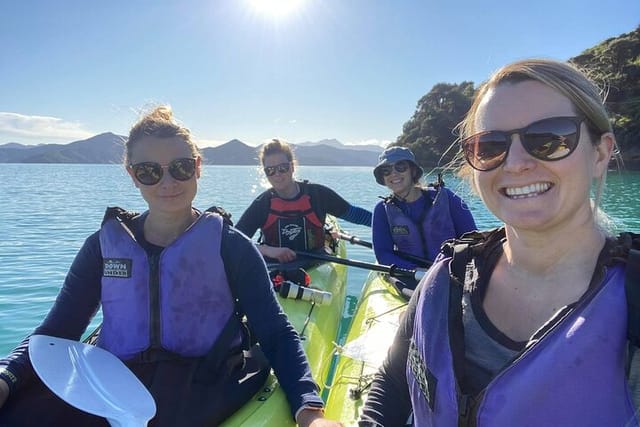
[
  {"left": 570, "top": 26, "right": 640, "bottom": 166},
  {"left": 395, "top": 82, "right": 475, "bottom": 167}
]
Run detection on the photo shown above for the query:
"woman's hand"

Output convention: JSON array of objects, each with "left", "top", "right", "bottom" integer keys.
[
  {"left": 259, "top": 245, "right": 297, "bottom": 263},
  {"left": 296, "top": 408, "right": 343, "bottom": 427}
]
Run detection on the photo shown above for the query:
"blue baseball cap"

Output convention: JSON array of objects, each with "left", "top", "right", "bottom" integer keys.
[{"left": 373, "top": 146, "right": 423, "bottom": 185}]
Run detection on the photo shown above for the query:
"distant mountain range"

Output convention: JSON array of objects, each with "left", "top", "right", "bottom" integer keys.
[{"left": 0, "top": 133, "right": 384, "bottom": 166}]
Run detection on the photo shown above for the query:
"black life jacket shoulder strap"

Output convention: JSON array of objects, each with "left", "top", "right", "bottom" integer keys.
[
  {"left": 101, "top": 206, "right": 140, "bottom": 227},
  {"left": 447, "top": 239, "right": 472, "bottom": 394},
  {"left": 205, "top": 205, "right": 234, "bottom": 226},
  {"left": 428, "top": 172, "right": 445, "bottom": 190},
  {"left": 441, "top": 228, "right": 504, "bottom": 413},
  {"left": 441, "top": 229, "right": 501, "bottom": 282},
  {"left": 620, "top": 232, "right": 640, "bottom": 347}
]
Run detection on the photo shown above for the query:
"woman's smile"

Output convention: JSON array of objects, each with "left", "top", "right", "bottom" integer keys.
[{"left": 501, "top": 182, "right": 553, "bottom": 199}]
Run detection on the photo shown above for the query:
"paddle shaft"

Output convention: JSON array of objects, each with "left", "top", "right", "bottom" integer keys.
[
  {"left": 337, "top": 232, "right": 372, "bottom": 249},
  {"left": 337, "top": 233, "right": 433, "bottom": 268},
  {"left": 394, "top": 250, "right": 433, "bottom": 268},
  {"left": 295, "top": 251, "right": 425, "bottom": 281}
]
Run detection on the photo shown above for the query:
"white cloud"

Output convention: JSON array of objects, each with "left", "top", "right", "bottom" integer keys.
[{"left": 0, "top": 112, "right": 94, "bottom": 142}]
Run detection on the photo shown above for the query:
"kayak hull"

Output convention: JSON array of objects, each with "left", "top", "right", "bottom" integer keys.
[{"left": 323, "top": 271, "right": 408, "bottom": 425}]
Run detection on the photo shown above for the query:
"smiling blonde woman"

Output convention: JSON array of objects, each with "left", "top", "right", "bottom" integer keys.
[{"left": 360, "top": 59, "right": 640, "bottom": 427}]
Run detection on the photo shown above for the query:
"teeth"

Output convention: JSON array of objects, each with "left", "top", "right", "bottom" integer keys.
[{"left": 504, "top": 182, "right": 551, "bottom": 199}]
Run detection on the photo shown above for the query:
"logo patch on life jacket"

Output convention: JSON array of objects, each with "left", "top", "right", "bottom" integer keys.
[
  {"left": 103, "top": 258, "right": 132, "bottom": 278},
  {"left": 409, "top": 338, "right": 437, "bottom": 411},
  {"left": 281, "top": 223, "right": 303, "bottom": 241},
  {"left": 391, "top": 225, "right": 410, "bottom": 235}
]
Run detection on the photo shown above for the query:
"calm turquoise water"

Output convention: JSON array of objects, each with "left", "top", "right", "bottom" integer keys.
[{"left": 1, "top": 164, "right": 639, "bottom": 355}]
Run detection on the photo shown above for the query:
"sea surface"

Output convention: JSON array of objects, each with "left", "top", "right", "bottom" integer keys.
[{"left": 1, "top": 164, "right": 639, "bottom": 355}]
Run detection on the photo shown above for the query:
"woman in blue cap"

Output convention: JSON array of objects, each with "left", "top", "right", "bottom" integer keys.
[{"left": 371, "top": 146, "right": 476, "bottom": 272}]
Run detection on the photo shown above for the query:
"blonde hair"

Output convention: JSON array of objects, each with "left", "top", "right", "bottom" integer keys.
[{"left": 124, "top": 105, "right": 201, "bottom": 165}]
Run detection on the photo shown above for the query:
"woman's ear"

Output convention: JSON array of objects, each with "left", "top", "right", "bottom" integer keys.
[
  {"left": 196, "top": 156, "right": 202, "bottom": 179},
  {"left": 594, "top": 132, "right": 615, "bottom": 178},
  {"left": 412, "top": 166, "right": 420, "bottom": 183}
]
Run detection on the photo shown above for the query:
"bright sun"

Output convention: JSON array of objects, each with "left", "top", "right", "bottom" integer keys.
[{"left": 247, "top": 0, "right": 303, "bottom": 19}]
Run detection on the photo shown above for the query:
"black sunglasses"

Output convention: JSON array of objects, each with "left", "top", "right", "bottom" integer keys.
[
  {"left": 379, "top": 161, "right": 410, "bottom": 177},
  {"left": 129, "top": 158, "right": 197, "bottom": 186},
  {"left": 461, "top": 116, "right": 587, "bottom": 172},
  {"left": 264, "top": 162, "right": 291, "bottom": 177}
]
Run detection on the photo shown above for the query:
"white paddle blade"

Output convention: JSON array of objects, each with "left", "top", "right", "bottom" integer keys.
[{"left": 29, "top": 335, "right": 156, "bottom": 427}]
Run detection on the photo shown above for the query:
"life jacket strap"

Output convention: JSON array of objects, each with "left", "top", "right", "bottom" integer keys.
[{"left": 625, "top": 243, "right": 640, "bottom": 347}]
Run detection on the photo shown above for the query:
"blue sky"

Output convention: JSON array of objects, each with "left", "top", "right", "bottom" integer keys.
[{"left": 1, "top": 1, "right": 638, "bottom": 147}]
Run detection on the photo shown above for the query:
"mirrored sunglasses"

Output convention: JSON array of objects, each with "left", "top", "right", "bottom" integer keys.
[
  {"left": 379, "top": 160, "right": 410, "bottom": 177},
  {"left": 129, "top": 158, "right": 197, "bottom": 186},
  {"left": 460, "top": 116, "right": 586, "bottom": 172},
  {"left": 264, "top": 162, "right": 291, "bottom": 177}
]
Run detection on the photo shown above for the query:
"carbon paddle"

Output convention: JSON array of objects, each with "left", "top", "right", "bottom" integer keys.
[{"left": 295, "top": 251, "right": 427, "bottom": 282}]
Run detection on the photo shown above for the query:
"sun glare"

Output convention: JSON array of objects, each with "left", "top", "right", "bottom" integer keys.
[{"left": 247, "top": 0, "right": 303, "bottom": 19}]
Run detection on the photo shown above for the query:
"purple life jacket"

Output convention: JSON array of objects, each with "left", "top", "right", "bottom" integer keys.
[
  {"left": 98, "top": 211, "right": 238, "bottom": 360},
  {"left": 407, "top": 259, "right": 638, "bottom": 427},
  {"left": 384, "top": 187, "right": 456, "bottom": 261}
]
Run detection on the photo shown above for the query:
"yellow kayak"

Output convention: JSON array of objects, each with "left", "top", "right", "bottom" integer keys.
[
  {"left": 323, "top": 271, "right": 409, "bottom": 425},
  {"left": 222, "top": 220, "right": 349, "bottom": 426}
]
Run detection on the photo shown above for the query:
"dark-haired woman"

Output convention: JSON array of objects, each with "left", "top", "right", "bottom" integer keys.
[
  {"left": 236, "top": 138, "right": 372, "bottom": 263},
  {"left": 371, "top": 146, "right": 476, "bottom": 272}
]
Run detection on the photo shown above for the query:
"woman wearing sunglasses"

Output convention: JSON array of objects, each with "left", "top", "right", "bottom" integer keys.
[
  {"left": 359, "top": 59, "right": 640, "bottom": 427},
  {"left": 236, "top": 138, "right": 372, "bottom": 263},
  {"left": 371, "top": 146, "right": 476, "bottom": 275},
  {"left": 0, "top": 106, "right": 342, "bottom": 427}
]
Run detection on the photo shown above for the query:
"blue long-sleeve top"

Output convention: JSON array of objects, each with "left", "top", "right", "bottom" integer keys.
[
  {"left": 372, "top": 187, "right": 477, "bottom": 269},
  {"left": 0, "top": 213, "right": 322, "bottom": 417}
]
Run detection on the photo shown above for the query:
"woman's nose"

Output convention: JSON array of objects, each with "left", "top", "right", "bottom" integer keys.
[{"left": 502, "top": 134, "right": 536, "bottom": 173}]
